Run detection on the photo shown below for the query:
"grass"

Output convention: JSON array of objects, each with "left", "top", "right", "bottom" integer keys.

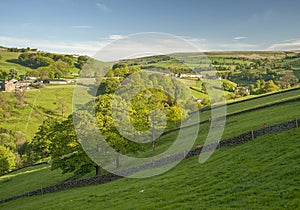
[
  {"left": 0, "top": 51, "right": 33, "bottom": 75},
  {"left": 141, "top": 99, "right": 300, "bottom": 157},
  {"left": 197, "top": 87, "right": 300, "bottom": 123},
  {"left": 1, "top": 50, "right": 300, "bottom": 208},
  {"left": 0, "top": 86, "right": 74, "bottom": 139},
  {"left": 0, "top": 164, "right": 73, "bottom": 201},
  {"left": 1, "top": 127, "right": 299, "bottom": 209}
]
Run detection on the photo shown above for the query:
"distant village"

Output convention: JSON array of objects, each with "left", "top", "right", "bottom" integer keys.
[{"left": 0, "top": 77, "right": 75, "bottom": 92}]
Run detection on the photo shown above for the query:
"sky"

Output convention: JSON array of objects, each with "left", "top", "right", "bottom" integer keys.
[{"left": 1, "top": 0, "right": 300, "bottom": 59}]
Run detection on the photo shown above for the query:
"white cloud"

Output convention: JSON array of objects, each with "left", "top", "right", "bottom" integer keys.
[
  {"left": 234, "top": 36, "right": 247, "bottom": 40},
  {"left": 71, "top": 25, "right": 93, "bottom": 29},
  {"left": 109, "top": 35, "right": 124, "bottom": 40},
  {"left": 268, "top": 39, "right": 300, "bottom": 50},
  {"left": 0, "top": 36, "right": 108, "bottom": 56},
  {"left": 96, "top": 2, "right": 110, "bottom": 12},
  {"left": 94, "top": 33, "right": 209, "bottom": 61},
  {"left": 0, "top": 34, "right": 267, "bottom": 62}
]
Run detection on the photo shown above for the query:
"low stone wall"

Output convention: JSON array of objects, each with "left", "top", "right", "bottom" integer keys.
[
  {"left": 1, "top": 118, "right": 299, "bottom": 204},
  {"left": 220, "top": 119, "right": 298, "bottom": 148}
]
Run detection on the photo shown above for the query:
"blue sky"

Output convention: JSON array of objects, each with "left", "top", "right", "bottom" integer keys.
[{"left": 1, "top": 0, "right": 300, "bottom": 57}]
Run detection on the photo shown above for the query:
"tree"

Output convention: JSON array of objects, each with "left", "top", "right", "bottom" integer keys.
[
  {"left": 106, "top": 69, "right": 114, "bottom": 77},
  {"left": 98, "top": 78, "right": 120, "bottom": 95},
  {"left": 0, "top": 132, "right": 16, "bottom": 151},
  {"left": 129, "top": 88, "right": 185, "bottom": 155},
  {"left": 129, "top": 66, "right": 140, "bottom": 74},
  {"left": 0, "top": 93, "right": 12, "bottom": 118},
  {"left": 50, "top": 60, "right": 69, "bottom": 78},
  {"left": 9, "top": 69, "right": 19, "bottom": 80},
  {"left": 95, "top": 94, "right": 144, "bottom": 167},
  {"left": 76, "top": 56, "right": 89, "bottom": 69},
  {"left": 0, "top": 69, "right": 9, "bottom": 80},
  {"left": 29, "top": 116, "right": 100, "bottom": 175},
  {"left": 56, "top": 97, "right": 67, "bottom": 117},
  {"left": 35, "top": 56, "right": 54, "bottom": 68},
  {"left": 36, "top": 66, "right": 51, "bottom": 79},
  {"left": 112, "top": 63, "right": 129, "bottom": 77},
  {"left": 15, "top": 89, "right": 26, "bottom": 107},
  {"left": 28, "top": 118, "right": 57, "bottom": 161},
  {"left": 264, "top": 80, "right": 279, "bottom": 92},
  {"left": 61, "top": 56, "right": 74, "bottom": 67},
  {"left": 222, "top": 80, "right": 236, "bottom": 92},
  {"left": 0, "top": 145, "right": 16, "bottom": 175}
]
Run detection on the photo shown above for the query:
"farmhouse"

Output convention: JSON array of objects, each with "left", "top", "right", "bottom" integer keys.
[
  {"left": 42, "top": 79, "right": 68, "bottom": 85},
  {"left": 178, "top": 73, "right": 203, "bottom": 79},
  {"left": 0, "top": 80, "right": 16, "bottom": 92},
  {"left": 15, "top": 81, "right": 32, "bottom": 90}
]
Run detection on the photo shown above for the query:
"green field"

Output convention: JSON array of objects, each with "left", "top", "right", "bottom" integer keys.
[
  {"left": 1, "top": 127, "right": 299, "bottom": 209},
  {"left": 1, "top": 50, "right": 300, "bottom": 209},
  {"left": 0, "top": 86, "right": 74, "bottom": 139},
  {"left": 0, "top": 164, "right": 72, "bottom": 200},
  {"left": 0, "top": 51, "right": 33, "bottom": 75},
  {"left": 140, "top": 96, "right": 300, "bottom": 157}
]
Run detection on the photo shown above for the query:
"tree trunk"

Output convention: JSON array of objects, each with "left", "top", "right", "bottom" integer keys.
[
  {"left": 116, "top": 152, "right": 120, "bottom": 168},
  {"left": 151, "top": 120, "right": 156, "bottom": 155},
  {"left": 152, "top": 140, "right": 156, "bottom": 155},
  {"left": 95, "top": 165, "right": 101, "bottom": 176}
]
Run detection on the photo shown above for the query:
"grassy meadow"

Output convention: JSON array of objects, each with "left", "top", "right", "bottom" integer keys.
[
  {"left": 0, "top": 86, "right": 74, "bottom": 139},
  {"left": 1, "top": 50, "right": 300, "bottom": 209},
  {"left": 1, "top": 127, "right": 299, "bottom": 209}
]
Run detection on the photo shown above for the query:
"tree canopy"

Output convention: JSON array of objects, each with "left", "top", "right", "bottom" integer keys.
[{"left": 0, "top": 145, "right": 16, "bottom": 175}]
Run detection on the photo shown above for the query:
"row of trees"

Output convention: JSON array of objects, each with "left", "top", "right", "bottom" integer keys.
[
  {"left": 0, "top": 69, "right": 19, "bottom": 80},
  {"left": 18, "top": 52, "right": 76, "bottom": 69},
  {"left": 15, "top": 52, "right": 89, "bottom": 79},
  {"left": 26, "top": 60, "right": 69, "bottom": 79}
]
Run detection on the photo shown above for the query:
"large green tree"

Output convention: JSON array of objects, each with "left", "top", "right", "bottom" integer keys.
[
  {"left": 29, "top": 116, "right": 100, "bottom": 175},
  {"left": 95, "top": 94, "right": 144, "bottom": 167}
]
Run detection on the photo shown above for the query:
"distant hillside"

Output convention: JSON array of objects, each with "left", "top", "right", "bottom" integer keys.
[
  {"left": 121, "top": 51, "right": 300, "bottom": 98},
  {"left": 0, "top": 47, "right": 83, "bottom": 77}
]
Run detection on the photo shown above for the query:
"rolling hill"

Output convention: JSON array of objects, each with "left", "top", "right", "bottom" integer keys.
[{"left": 0, "top": 87, "right": 300, "bottom": 209}]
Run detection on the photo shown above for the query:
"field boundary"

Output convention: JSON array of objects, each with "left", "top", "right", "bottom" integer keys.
[
  {"left": 1, "top": 118, "right": 299, "bottom": 204},
  {"left": 198, "top": 86, "right": 300, "bottom": 113},
  {"left": 163, "top": 96, "right": 300, "bottom": 136}
]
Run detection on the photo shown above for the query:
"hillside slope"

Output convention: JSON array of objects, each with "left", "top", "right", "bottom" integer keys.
[{"left": 1, "top": 127, "right": 299, "bottom": 209}]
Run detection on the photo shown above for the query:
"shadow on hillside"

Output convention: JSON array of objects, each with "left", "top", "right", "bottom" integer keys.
[
  {"left": 292, "top": 70, "right": 300, "bottom": 80},
  {"left": 6, "top": 59, "right": 21, "bottom": 65}
]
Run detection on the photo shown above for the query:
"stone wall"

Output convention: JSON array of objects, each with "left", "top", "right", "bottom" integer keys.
[{"left": 1, "top": 118, "right": 299, "bottom": 204}]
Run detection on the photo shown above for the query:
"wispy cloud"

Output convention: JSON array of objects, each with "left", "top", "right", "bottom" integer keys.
[
  {"left": 218, "top": 42, "right": 260, "bottom": 50},
  {"left": 96, "top": 2, "right": 110, "bottom": 12},
  {"left": 0, "top": 36, "right": 108, "bottom": 56},
  {"left": 234, "top": 36, "right": 247, "bottom": 40},
  {"left": 109, "top": 34, "right": 124, "bottom": 40},
  {"left": 96, "top": 33, "right": 209, "bottom": 61},
  {"left": 268, "top": 39, "right": 300, "bottom": 50},
  {"left": 71, "top": 25, "right": 93, "bottom": 29}
]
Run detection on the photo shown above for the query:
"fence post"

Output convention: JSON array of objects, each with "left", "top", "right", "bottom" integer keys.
[{"left": 251, "top": 130, "right": 254, "bottom": 140}]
